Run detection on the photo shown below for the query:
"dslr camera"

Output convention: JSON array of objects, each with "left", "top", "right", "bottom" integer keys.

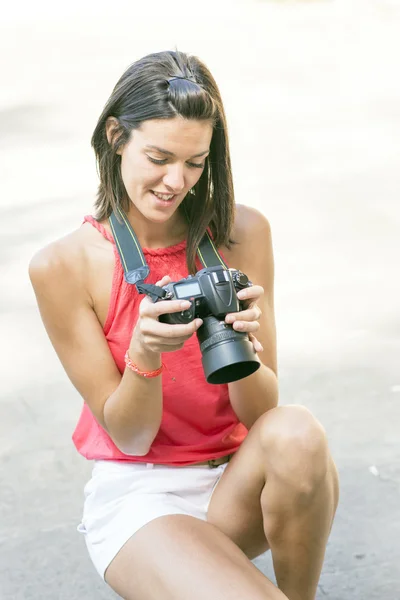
[{"left": 157, "top": 265, "right": 261, "bottom": 384}]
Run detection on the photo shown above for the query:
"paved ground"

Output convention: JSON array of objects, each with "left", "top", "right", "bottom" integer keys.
[{"left": 1, "top": 1, "right": 399, "bottom": 598}]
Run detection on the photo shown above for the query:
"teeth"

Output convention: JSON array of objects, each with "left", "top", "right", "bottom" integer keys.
[{"left": 153, "top": 191, "right": 175, "bottom": 201}]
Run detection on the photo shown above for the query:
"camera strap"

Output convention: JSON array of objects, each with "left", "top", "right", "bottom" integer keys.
[{"left": 109, "top": 206, "right": 228, "bottom": 299}]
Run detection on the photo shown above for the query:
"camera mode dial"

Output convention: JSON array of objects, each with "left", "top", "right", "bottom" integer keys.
[{"left": 232, "top": 271, "right": 249, "bottom": 289}]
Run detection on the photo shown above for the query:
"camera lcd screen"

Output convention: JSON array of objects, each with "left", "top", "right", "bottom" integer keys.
[{"left": 175, "top": 281, "right": 201, "bottom": 298}]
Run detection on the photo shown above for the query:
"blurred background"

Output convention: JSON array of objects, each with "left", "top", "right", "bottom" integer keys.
[{"left": 1, "top": 0, "right": 399, "bottom": 598}]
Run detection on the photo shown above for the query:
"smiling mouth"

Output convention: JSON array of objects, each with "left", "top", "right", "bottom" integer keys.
[{"left": 151, "top": 190, "right": 176, "bottom": 201}]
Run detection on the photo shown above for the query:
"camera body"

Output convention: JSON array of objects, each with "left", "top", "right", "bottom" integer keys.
[
  {"left": 156, "top": 265, "right": 260, "bottom": 385},
  {"left": 159, "top": 266, "right": 252, "bottom": 325}
]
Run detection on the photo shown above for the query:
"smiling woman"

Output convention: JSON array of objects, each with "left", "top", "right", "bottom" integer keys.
[
  {"left": 29, "top": 50, "right": 339, "bottom": 600},
  {"left": 91, "top": 52, "right": 235, "bottom": 272},
  {"left": 105, "top": 117, "right": 213, "bottom": 243}
]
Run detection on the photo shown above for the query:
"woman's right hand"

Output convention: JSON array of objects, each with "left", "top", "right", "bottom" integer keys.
[{"left": 130, "top": 275, "right": 203, "bottom": 355}]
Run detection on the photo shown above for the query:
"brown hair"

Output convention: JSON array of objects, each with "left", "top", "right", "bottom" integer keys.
[{"left": 91, "top": 50, "right": 235, "bottom": 273}]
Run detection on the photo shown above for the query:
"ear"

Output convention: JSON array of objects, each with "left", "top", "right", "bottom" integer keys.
[{"left": 105, "top": 117, "right": 123, "bottom": 155}]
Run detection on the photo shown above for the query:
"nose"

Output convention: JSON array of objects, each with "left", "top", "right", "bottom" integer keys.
[{"left": 163, "top": 163, "right": 185, "bottom": 194}]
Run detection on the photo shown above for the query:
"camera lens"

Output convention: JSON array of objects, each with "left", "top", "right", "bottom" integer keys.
[{"left": 197, "top": 316, "right": 260, "bottom": 384}]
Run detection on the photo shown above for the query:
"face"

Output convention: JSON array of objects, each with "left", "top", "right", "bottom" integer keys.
[{"left": 113, "top": 116, "right": 213, "bottom": 225}]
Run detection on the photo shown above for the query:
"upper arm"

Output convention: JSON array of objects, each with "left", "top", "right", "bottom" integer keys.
[
  {"left": 231, "top": 205, "right": 277, "bottom": 374},
  {"left": 29, "top": 242, "right": 122, "bottom": 428}
]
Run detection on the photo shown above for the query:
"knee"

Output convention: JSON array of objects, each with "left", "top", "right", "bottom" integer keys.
[{"left": 257, "top": 405, "right": 330, "bottom": 496}]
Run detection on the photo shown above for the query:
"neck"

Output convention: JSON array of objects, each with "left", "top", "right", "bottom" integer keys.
[{"left": 125, "top": 202, "right": 187, "bottom": 249}]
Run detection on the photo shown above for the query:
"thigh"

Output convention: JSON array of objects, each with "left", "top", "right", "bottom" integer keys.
[
  {"left": 105, "top": 514, "right": 286, "bottom": 600},
  {"left": 207, "top": 415, "right": 269, "bottom": 559}
]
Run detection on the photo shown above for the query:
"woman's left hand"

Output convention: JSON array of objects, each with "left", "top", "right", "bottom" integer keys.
[{"left": 224, "top": 285, "right": 264, "bottom": 353}]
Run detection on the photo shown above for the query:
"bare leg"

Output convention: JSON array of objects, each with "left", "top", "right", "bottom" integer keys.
[
  {"left": 260, "top": 407, "right": 340, "bottom": 600},
  {"left": 105, "top": 514, "right": 289, "bottom": 600},
  {"left": 207, "top": 406, "right": 339, "bottom": 600}
]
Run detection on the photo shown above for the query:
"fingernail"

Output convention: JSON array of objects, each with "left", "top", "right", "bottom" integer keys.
[
  {"left": 195, "top": 319, "right": 203, "bottom": 328},
  {"left": 180, "top": 301, "right": 191, "bottom": 309},
  {"left": 237, "top": 290, "right": 246, "bottom": 299}
]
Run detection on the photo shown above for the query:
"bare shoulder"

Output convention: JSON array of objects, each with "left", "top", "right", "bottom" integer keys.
[
  {"left": 28, "top": 221, "right": 107, "bottom": 296},
  {"left": 232, "top": 204, "right": 271, "bottom": 244},
  {"left": 29, "top": 226, "right": 89, "bottom": 296},
  {"left": 225, "top": 204, "right": 273, "bottom": 276}
]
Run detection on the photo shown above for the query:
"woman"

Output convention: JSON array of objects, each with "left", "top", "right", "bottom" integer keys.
[{"left": 29, "top": 50, "right": 339, "bottom": 600}]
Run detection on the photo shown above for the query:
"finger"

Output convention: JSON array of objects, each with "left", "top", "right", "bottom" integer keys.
[
  {"left": 141, "top": 317, "right": 203, "bottom": 340},
  {"left": 232, "top": 320, "right": 260, "bottom": 334},
  {"left": 225, "top": 305, "right": 262, "bottom": 324},
  {"left": 140, "top": 298, "right": 192, "bottom": 318},
  {"left": 236, "top": 285, "right": 264, "bottom": 302},
  {"left": 155, "top": 275, "right": 172, "bottom": 287},
  {"left": 249, "top": 333, "right": 264, "bottom": 353}
]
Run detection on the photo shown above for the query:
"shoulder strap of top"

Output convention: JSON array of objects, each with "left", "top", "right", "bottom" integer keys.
[{"left": 83, "top": 215, "right": 115, "bottom": 244}]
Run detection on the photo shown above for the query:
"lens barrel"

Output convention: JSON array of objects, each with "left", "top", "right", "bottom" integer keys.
[{"left": 197, "top": 316, "right": 260, "bottom": 384}]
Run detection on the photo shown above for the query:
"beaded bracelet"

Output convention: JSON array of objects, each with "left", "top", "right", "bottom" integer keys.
[{"left": 124, "top": 350, "right": 164, "bottom": 378}]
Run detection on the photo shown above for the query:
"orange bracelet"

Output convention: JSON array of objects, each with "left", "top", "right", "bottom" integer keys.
[{"left": 124, "top": 350, "right": 164, "bottom": 378}]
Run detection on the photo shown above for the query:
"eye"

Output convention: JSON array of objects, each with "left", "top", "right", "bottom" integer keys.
[
  {"left": 147, "top": 156, "right": 167, "bottom": 165},
  {"left": 146, "top": 156, "right": 205, "bottom": 169},
  {"left": 187, "top": 161, "right": 205, "bottom": 169}
]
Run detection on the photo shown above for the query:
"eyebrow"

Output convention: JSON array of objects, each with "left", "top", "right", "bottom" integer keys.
[{"left": 144, "top": 145, "right": 209, "bottom": 158}]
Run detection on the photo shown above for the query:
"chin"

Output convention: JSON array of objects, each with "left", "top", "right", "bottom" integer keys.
[{"left": 147, "top": 207, "right": 178, "bottom": 222}]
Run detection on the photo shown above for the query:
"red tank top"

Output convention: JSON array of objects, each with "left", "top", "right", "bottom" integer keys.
[{"left": 72, "top": 216, "right": 248, "bottom": 465}]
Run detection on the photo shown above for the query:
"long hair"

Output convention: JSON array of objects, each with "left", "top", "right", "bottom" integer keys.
[{"left": 91, "top": 50, "right": 235, "bottom": 274}]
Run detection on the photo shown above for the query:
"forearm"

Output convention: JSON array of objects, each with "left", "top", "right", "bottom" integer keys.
[
  {"left": 228, "top": 363, "right": 279, "bottom": 430},
  {"left": 103, "top": 345, "right": 163, "bottom": 455}
]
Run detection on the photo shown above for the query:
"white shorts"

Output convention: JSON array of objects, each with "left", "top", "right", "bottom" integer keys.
[{"left": 77, "top": 459, "right": 229, "bottom": 579}]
